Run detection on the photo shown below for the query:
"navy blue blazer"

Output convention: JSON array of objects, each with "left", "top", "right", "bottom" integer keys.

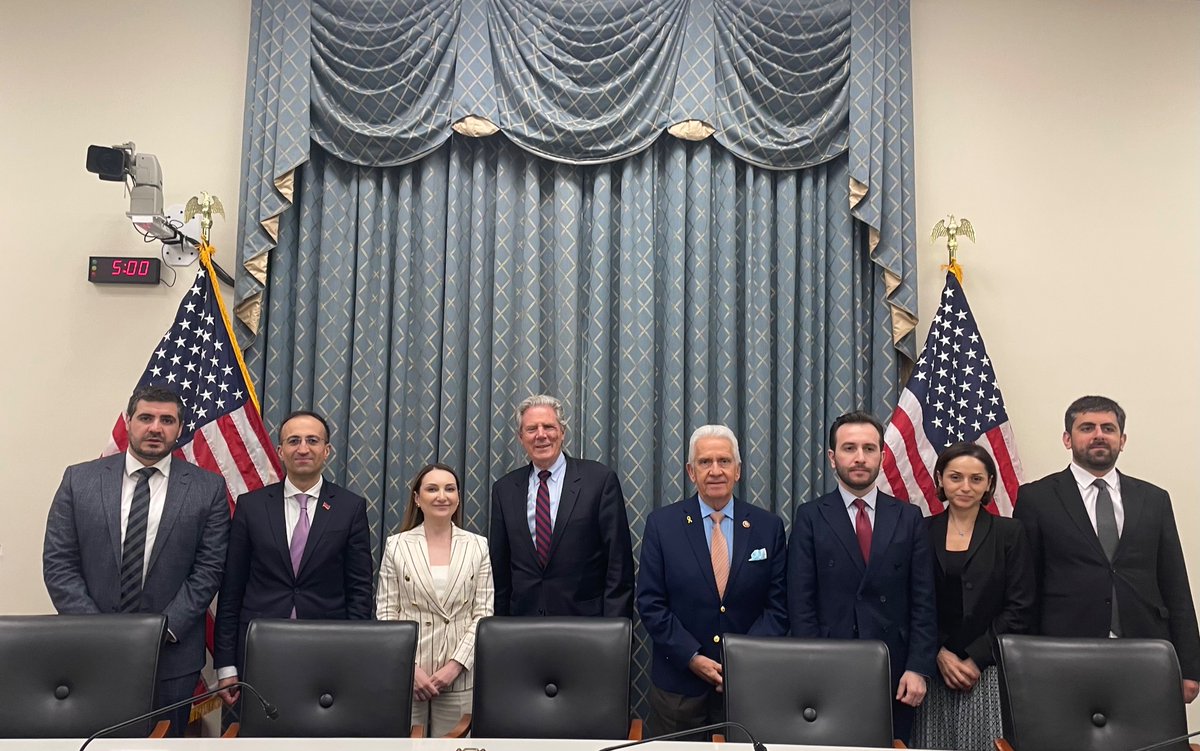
[
  {"left": 213, "top": 479, "right": 374, "bottom": 672},
  {"left": 787, "top": 490, "right": 937, "bottom": 685},
  {"left": 637, "top": 495, "right": 788, "bottom": 696}
]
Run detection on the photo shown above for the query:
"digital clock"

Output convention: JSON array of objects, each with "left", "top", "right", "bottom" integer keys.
[{"left": 89, "top": 256, "right": 161, "bottom": 285}]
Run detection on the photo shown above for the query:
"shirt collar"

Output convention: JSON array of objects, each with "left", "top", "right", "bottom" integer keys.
[
  {"left": 530, "top": 451, "right": 567, "bottom": 480},
  {"left": 283, "top": 475, "right": 324, "bottom": 500},
  {"left": 1070, "top": 462, "right": 1120, "bottom": 491},
  {"left": 838, "top": 484, "right": 878, "bottom": 510},
  {"left": 125, "top": 452, "right": 172, "bottom": 479},
  {"left": 697, "top": 495, "right": 735, "bottom": 519}
]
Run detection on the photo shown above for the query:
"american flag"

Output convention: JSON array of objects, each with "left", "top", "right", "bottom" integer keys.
[
  {"left": 878, "top": 272, "right": 1023, "bottom": 517},
  {"left": 102, "top": 246, "right": 280, "bottom": 717}
]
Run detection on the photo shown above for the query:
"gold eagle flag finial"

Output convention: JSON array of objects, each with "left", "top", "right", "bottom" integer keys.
[
  {"left": 184, "top": 192, "right": 226, "bottom": 247},
  {"left": 930, "top": 214, "right": 975, "bottom": 284}
]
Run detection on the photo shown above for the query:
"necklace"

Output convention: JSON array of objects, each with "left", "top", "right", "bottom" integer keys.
[{"left": 949, "top": 515, "right": 972, "bottom": 537}]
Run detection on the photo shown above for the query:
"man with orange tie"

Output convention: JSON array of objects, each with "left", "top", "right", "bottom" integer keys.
[
  {"left": 787, "top": 410, "right": 937, "bottom": 744},
  {"left": 637, "top": 425, "right": 788, "bottom": 738},
  {"left": 214, "top": 410, "right": 373, "bottom": 705}
]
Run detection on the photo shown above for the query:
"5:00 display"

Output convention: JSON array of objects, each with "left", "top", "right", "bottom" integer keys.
[{"left": 88, "top": 256, "right": 162, "bottom": 285}]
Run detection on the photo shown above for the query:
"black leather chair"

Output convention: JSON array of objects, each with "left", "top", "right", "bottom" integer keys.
[
  {"left": 226, "top": 619, "right": 420, "bottom": 737},
  {"left": 995, "top": 634, "right": 1197, "bottom": 751},
  {"left": 721, "top": 634, "right": 904, "bottom": 748},
  {"left": 0, "top": 613, "right": 168, "bottom": 738},
  {"left": 462, "top": 616, "right": 641, "bottom": 740}
]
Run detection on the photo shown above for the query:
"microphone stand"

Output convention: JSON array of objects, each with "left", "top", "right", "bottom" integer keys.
[
  {"left": 78, "top": 680, "right": 277, "bottom": 751},
  {"left": 597, "top": 720, "right": 768, "bottom": 751}
]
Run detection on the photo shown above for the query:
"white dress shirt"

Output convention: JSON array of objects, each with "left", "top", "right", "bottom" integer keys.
[
  {"left": 283, "top": 476, "right": 322, "bottom": 543},
  {"left": 1070, "top": 462, "right": 1124, "bottom": 536},
  {"left": 838, "top": 484, "right": 879, "bottom": 529},
  {"left": 120, "top": 452, "right": 173, "bottom": 582}
]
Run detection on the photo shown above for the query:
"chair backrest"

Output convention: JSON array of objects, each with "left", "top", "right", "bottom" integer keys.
[
  {"left": 0, "top": 614, "right": 165, "bottom": 738},
  {"left": 996, "top": 634, "right": 1189, "bottom": 751},
  {"left": 722, "top": 635, "right": 894, "bottom": 748},
  {"left": 472, "top": 616, "right": 632, "bottom": 739},
  {"left": 240, "top": 619, "right": 417, "bottom": 737}
]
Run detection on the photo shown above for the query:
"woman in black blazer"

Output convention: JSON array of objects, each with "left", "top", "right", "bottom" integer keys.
[{"left": 912, "top": 442, "right": 1035, "bottom": 751}]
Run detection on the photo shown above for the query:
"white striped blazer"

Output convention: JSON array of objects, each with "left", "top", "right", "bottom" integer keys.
[{"left": 376, "top": 524, "right": 494, "bottom": 692}]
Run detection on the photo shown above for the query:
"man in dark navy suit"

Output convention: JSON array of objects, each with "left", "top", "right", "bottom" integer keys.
[
  {"left": 788, "top": 410, "right": 937, "bottom": 744},
  {"left": 489, "top": 394, "right": 635, "bottom": 618},
  {"left": 214, "top": 409, "right": 373, "bottom": 704},
  {"left": 638, "top": 425, "right": 788, "bottom": 738}
]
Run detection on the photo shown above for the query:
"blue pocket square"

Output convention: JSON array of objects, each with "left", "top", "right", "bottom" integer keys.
[{"left": 748, "top": 547, "right": 767, "bottom": 562}]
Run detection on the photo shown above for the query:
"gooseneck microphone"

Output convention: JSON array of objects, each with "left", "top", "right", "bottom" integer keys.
[
  {"left": 597, "top": 721, "right": 768, "bottom": 751},
  {"left": 1126, "top": 728, "right": 1200, "bottom": 751},
  {"left": 78, "top": 680, "right": 277, "bottom": 751}
]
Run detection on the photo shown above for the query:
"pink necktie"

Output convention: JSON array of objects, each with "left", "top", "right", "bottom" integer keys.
[{"left": 289, "top": 493, "right": 310, "bottom": 618}]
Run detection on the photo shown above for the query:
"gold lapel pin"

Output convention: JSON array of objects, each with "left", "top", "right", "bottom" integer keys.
[
  {"left": 742, "top": 520, "right": 750, "bottom": 528},
  {"left": 686, "top": 515, "right": 693, "bottom": 524}
]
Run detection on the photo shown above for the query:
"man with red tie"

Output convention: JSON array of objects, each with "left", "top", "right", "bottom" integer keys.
[
  {"left": 489, "top": 395, "right": 635, "bottom": 618},
  {"left": 214, "top": 410, "right": 373, "bottom": 704},
  {"left": 787, "top": 410, "right": 937, "bottom": 744}
]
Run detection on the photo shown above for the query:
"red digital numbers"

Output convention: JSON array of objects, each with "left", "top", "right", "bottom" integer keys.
[{"left": 110, "top": 259, "right": 151, "bottom": 276}]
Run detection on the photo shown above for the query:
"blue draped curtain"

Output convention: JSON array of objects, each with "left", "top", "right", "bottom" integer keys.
[{"left": 233, "top": 0, "right": 918, "bottom": 713}]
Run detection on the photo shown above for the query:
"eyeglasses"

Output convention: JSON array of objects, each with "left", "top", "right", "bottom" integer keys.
[{"left": 283, "top": 436, "right": 326, "bottom": 448}]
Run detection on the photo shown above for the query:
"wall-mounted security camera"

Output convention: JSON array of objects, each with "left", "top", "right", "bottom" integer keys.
[{"left": 85, "top": 142, "right": 164, "bottom": 218}]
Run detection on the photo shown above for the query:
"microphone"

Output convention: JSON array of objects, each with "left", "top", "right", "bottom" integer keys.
[
  {"left": 1127, "top": 728, "right": 1200, "bottom": 751},
  {"left": 78, "top": 680, "right": 277, "bottom": 751},
  {"left": 597, "top": 721, "right": 767, "bottom": 751}
]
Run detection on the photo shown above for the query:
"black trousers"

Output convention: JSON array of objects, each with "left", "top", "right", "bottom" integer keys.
[{"left": 647, "top": 684, "right": 724, "bottom": 741}]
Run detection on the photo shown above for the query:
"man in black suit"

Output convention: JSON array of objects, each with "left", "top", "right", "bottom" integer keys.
[
  {"left": 215, "top": 410, "right": 374, "bottom": 704},
  {"left": 44, "top": 385, "right": 230, "bottom": 735},
  {"left": 489, "top": 394, "right": 635, "bottom": 618},
  {"left": 1015, "top": 395, "right": 1200, "bottom": 703},
  {"left": 787, "top": 410, "right": 937, "bottom": 743}
]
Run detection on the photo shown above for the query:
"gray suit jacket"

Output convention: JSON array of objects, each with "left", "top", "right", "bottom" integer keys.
[{"left": 43, "top": 452, "right": 230, "bottom": 679}]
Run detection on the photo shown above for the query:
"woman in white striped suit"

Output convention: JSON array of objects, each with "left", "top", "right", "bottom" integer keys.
[{"left": 377, "top": 463, "right": 494, "bottom": 736}]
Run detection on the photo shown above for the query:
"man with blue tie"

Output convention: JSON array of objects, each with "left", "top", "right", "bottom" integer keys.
[
  {"left": 787, "top": 410, "right": 937, "bottom": 744},
  {"left": 637, "top": 425, "right": 788, "bottom": 738},
  {"left": 214, "top": 410, "right": 373, "bottom": 705}
]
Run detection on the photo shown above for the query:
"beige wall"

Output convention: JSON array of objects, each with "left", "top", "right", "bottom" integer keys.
[
  {"left": 910, "top": 0, "right": 1200, "bottom": 722},
  {"left": 2, "top": 0, "right": 1198, "bottom": 714},
  {"left": 0, "top": 0, "right": 251, "bottom": 610}
]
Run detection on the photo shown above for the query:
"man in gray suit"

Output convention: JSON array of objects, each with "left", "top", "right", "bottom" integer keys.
[{"left": 44, "top": 384, "right": 230, "bottom": 735}]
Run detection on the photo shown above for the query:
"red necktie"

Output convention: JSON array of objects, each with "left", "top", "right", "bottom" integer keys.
[
  {"left": 852, "top": 498, "right": 872, "bottom": 563},
  {"left": 535, "top": 470, "right": 552, "bottom": 567}
]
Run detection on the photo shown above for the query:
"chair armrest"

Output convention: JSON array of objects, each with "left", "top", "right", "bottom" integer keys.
[
  {"left": 410, "top": 724, "right": 425, "bottom": 738},
  {"left": 443, "top": 713, "right": 472, "bottom": 738},
  {"left": 995, "top": 739, "right": 1015, "bottom": 751},
  {"left": 222, "top": 722, "right": 241, "bottom": 738},
  {"left": 713, "top": 733, "right": 726, "bottom": 743},
  {"left": 149, "top": 720, "right": 170, "bottom": 738},
  {"left": 627, "top": 718, "right": 643, "bottom": 740},
  {"left": 892, "top": 741, "right": 907, "bottom": 749}
]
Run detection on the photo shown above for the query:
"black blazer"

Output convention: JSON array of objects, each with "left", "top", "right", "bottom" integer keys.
[
  {"left": 213, "top": 479, "right": 374, "bottom": 671},
  {"left": 489, "top": 455, "right": 635, "bottom": 618},
  {"left": 927, "top": 510, "right": 1034, "bottom": 668},
  {"left": 1015, "top": 468, "right": 1200, "bottom": 679}
]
